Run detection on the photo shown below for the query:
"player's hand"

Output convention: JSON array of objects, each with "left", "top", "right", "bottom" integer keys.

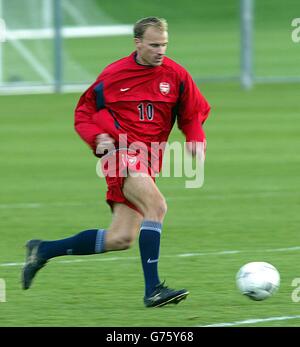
[
  {"left": 186, "top": 140, "right": 206, "bottom": 159},
  {"left": 95, "top": 133, "right": 115, "bottom": 155}
]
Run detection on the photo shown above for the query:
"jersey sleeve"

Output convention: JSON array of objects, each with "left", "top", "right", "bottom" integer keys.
[
  {"left": 74, "top": 81, "right": 104, "bottom": 152},
  {"left": 177, "top": 71, "right": 210, "bottom": 142}
]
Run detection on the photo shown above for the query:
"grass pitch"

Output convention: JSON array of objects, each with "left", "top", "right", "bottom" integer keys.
[{"left": 0, "top": 82, "right": 300, "bottom": 326}]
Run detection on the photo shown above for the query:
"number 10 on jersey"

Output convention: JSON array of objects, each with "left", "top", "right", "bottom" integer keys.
[{"left": 138, "top": 103, "right": 154, "bottom": 121}]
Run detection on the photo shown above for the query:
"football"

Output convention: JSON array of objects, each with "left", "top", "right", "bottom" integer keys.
[{"left": 236, "top": 262, "right": 280, "bottom": 301}]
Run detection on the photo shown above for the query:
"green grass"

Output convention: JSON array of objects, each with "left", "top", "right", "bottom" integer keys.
[
  {"left": 0, "top": 82, "right": 300, "bottom": 326},
  {"left": 1, "top": 0, "right": 300, "bottom": 327}
]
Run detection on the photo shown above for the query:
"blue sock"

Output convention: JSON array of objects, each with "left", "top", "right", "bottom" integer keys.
[
  {"left": 39, "top": 229, "right": 106, "bottom": 259},
  {"left": 139, "top": 220, "right": 162, "bottom": 297}
]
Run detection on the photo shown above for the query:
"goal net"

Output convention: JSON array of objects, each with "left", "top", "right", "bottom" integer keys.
[{"left": 0, "top": 0, "right": 133, "bottom": 93}]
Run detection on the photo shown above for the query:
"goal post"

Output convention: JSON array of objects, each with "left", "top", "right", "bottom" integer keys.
[
  {"left": 54, "top": 0, "right": 63, "bottom": 93},
  {"left": 240, "top": 0, "right": 254, "bottom": 89},
  {"left": 0, "top": 0, "right": 4, "bottom": 86}
]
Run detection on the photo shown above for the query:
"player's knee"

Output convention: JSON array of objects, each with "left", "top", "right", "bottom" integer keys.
[
  {"left": 145, "top": 197, "right": 167, "bottom": 221},
  {"left": 156, "top": 198, "right": 167, "bottom": 219}
]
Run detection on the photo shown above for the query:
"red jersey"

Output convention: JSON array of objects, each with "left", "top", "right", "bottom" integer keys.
[{"left": 75, "top": 51, "right": 210, "bottom": 157}]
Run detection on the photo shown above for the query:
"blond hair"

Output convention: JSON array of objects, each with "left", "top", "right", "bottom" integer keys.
[{"left": 133, "top": 17, "right": 168, "bottom": 39}]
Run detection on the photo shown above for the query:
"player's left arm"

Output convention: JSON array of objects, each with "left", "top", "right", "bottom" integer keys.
[{"left": 176, "top": 71, "right": 211, "bottom": 157}]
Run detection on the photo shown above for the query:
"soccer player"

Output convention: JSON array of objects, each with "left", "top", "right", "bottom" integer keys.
[{"left": 22, "top": 17, "right": 210, "bottom": 308}]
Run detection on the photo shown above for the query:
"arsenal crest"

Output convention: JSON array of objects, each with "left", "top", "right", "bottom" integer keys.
[{"left": 159, "top": 82, "right": 170, "bottom": 95}]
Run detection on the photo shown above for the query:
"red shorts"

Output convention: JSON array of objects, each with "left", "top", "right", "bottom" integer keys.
[{"left": 100, "top": 148, "right": 156, "bottom": 213}]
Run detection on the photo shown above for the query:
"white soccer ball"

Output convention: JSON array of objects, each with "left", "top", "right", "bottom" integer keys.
[{"left": 236, "top": 262, "right": 280, "bottom": 301}]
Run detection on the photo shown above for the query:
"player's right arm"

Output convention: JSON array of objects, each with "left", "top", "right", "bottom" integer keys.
[
  {"left": 74, "top": 82, "right": 104, "bottom": 152},
  {"left": 74, "top": 81, "right": 116, "bottom": 157},
  {"left": 95, "top": 133, "right": 115, "bottom": 155}
]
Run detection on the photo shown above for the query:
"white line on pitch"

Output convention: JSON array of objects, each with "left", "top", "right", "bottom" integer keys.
[
  {"left": 199, "top": 314, "right": 300, "bottom": 327},
  {"left": 1, "top": 246, "right": 300, "bottom": 268},
  {"left": 0, "top": 202, "right": 86, "bottom": 209}
]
